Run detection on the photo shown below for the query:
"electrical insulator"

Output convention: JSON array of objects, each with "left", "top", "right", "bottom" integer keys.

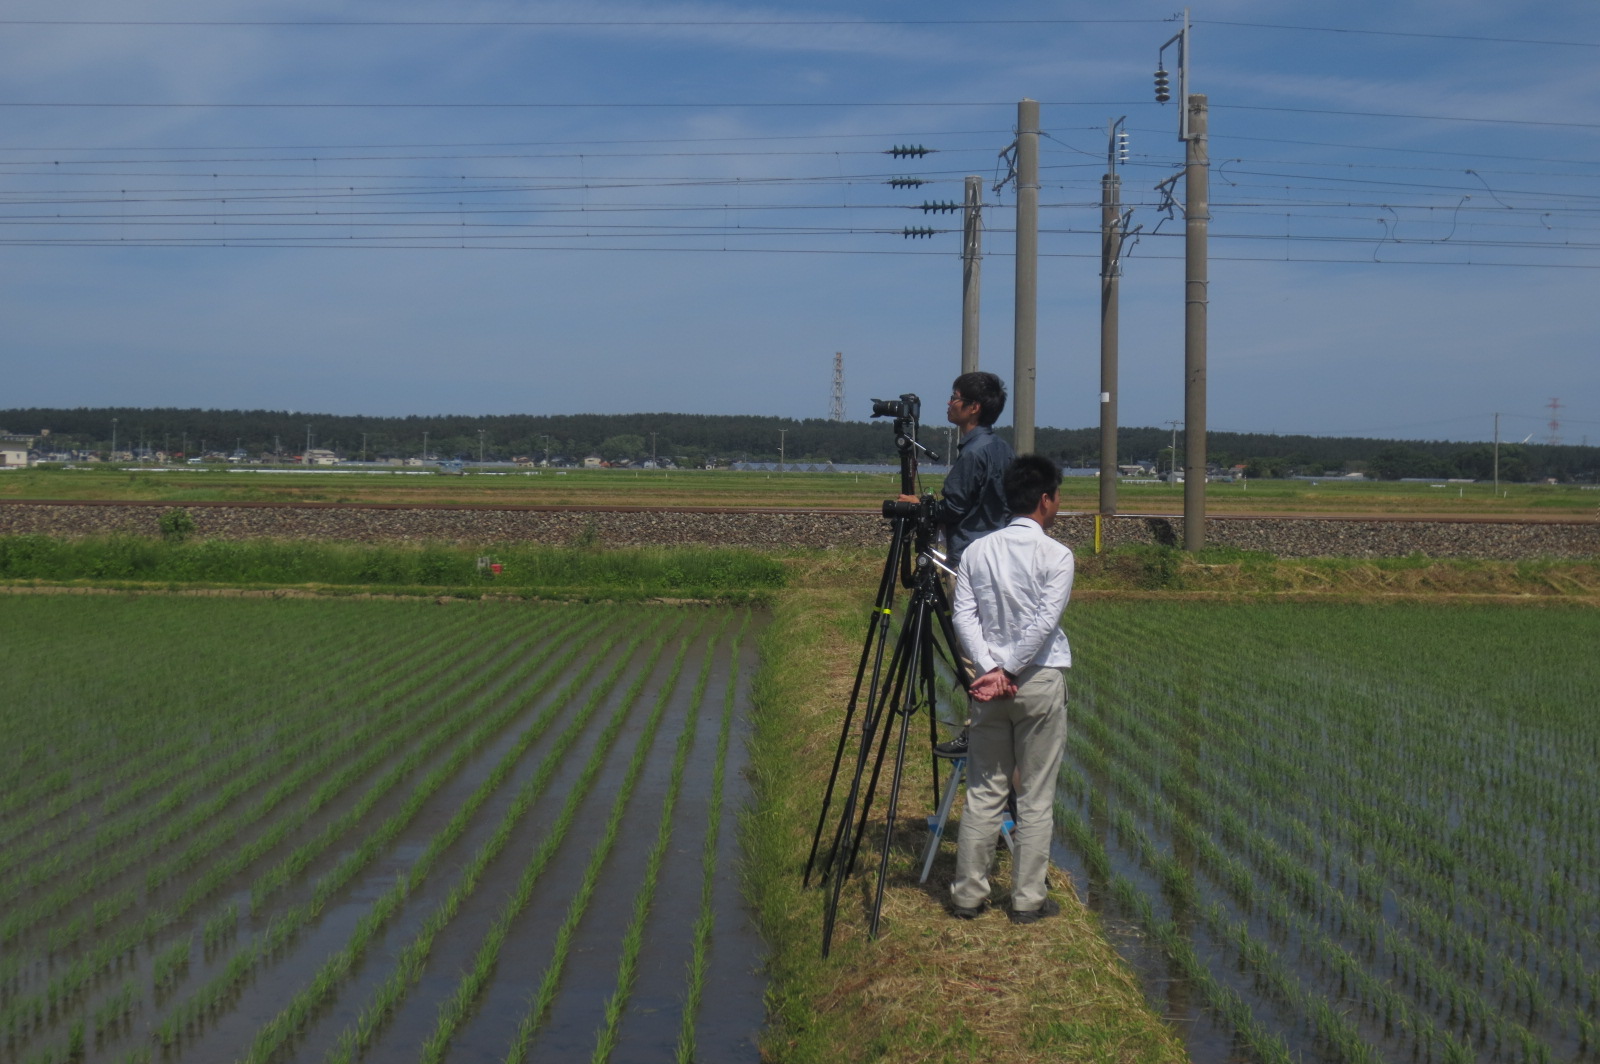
[
  {"left": 1154, "top": 68, "right": 1171, "bottom": 103},
  {"left": 1117, "top": 131, "right": 1130, "bottom": 163},
  {"left": 919, "top": 201, "right": 961, "bottom": 214},
  {"left": 886, "top": 144, "right": 932, "bottom": 158},
  {"left": 887, "top": 177, "right": 927, "bottom": 188},
  {"left": 901, "top": 226, "right": 937, "bottom": 239}
]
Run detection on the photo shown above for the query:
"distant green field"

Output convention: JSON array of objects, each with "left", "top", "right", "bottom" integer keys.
[{"left": 3, "top": 464, "right": 1596, "bottom": 517}]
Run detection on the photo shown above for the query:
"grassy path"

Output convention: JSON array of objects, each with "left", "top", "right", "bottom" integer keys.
[{"left": 744, "top": 558, "right": 1188, "bottom": 1064}]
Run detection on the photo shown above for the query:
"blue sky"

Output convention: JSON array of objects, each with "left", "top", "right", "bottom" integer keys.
[{"left": 1, "top": 1, "right": 1597, "bottom": 445}]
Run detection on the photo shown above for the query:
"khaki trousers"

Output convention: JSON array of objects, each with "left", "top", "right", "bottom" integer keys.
[{"left": 950, "top": 665, "right": 1067, "bottom": 912}]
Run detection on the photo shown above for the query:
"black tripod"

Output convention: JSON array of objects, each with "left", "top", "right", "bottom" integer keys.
[{"left": 804, "top": 399, "right": 972, "bottom": 957}]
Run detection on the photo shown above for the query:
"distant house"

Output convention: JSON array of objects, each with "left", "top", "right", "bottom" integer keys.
[
  {"left": 583, "top": 454, "right": 604, "bottom": 468},
  {"left": 0, "top": 435, "right": 34, "bottom": 469},
  {"left": 304, "top": 448, "right": 339, "bottom": 466}
]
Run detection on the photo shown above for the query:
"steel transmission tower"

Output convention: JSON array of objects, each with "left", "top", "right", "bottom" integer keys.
[
  {"left": 1547, "top": 397, "right": 1563, "bottom": 445},
  {"left": 831, "top": 352, "right": 846, "bottom": 421}
]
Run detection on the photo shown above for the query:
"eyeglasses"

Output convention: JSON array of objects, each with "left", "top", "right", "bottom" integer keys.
[{"left": 949, "top": 393, "right": 971, "bottom": 404}]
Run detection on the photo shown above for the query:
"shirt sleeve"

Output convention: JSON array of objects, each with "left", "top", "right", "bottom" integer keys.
[
  {"left": 996, "top": 547, "right": 1075, "bottom": 675},
  {"left": 951, "top": 561, "right": 998, "bottom": 677},
  {"left": 934, "top": 448, "right": 979, "bottom": 528}
]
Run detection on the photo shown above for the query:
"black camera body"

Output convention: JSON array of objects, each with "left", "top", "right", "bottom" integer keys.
[
  {"left": 881, "top": 497, "right": 929, "bottom": 520},
  {"left": 870, "top": 393, "right": 920, "bottom": 423}
]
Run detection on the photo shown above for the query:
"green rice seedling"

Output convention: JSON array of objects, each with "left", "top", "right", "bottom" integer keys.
[
  {"left": 2, "top": 608, "right": 489, "bottom": 949},
  {"left": 321, "top": 620, "right": 671, "bottom": 1060},
  {"left": 151, "top": 935, "right": 191, "bottom": 995},
  {"left": 89, "top": 979, "right": 135, "bottom": 1038},
  {"left": 422, "top": 618, "right": 709, "bottom": 1062},
  {"left": 501, "top": 624, "right": 705, "bottom": 1064},
  {"left": 674, "top": 615, "right": 748, "bottom": 1064},
  {"left": 589, "top": 615, "right": 734, "bottom": 1064},
  {"left": 201, "top": 903, "right": 238, "bottom": 957},
  {"left": 243, "top": 608, "right": 605, "bottom": 912},
  {"left": 1059, "top": 601, "right": 1599, "bottom": 1063},
  {"left": 256, "top": 619, "right": 675, "bottom": 1064},
  {"left": 141, "top": 613, "right": 614, "bottom": 1057}
]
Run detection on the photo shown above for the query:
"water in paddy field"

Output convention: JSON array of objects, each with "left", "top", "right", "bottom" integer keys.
[
  {"left": 0, "top": 597, "right": 768, "bottom": 1064},
  {"left": 1050, "top": 601, "right": 1600, "bottom": 1064}
]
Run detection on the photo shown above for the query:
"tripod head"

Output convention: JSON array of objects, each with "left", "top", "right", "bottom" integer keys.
[{"left": 870, "top": 392, "right": 941, "bottom": 497}]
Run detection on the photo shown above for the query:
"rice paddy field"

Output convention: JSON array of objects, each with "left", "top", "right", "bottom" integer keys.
[
  {"left": 1054, "top": 600, "right": 1600, "bottom": 1064},
  {"left": 0, "top": 595, "right": 764, "bottom": 1064}
]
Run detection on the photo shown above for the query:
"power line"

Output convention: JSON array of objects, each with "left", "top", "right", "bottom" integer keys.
[
  {"left": 4, "top": 97, "right": 1591, "bottom": 134},
  {"left": 0, "top": 130, "right": 1013, "bottom": 153},
  {"left": 1215, "top": 104, "right": 1600, "bottom": 132},
  {"left": 4, "top": 16, "right": 1593, "bottom": 50},
  {"left": 1197, "top": 20, "right": 1600, "bottom": 49},
  {"left": 0, "top": 18, "right": 1163, "bottom": 28}
]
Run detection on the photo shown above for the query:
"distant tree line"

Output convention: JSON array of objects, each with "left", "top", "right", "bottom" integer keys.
[{"left": 1, "top": 407, "right": 1595, "bottom": 482}]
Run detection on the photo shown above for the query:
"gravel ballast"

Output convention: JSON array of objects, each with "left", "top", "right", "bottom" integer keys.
[{"left": 2, "top": 501, "right": 1596, "bottom": 559}]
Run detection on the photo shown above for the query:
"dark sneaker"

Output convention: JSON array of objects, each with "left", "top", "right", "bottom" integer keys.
[
  {"left": 934, "top": 730, "right": 969, "bottom": 758},
  {"left": 950, "top": 900, "right": 986, "bottom": 920},
  {"left": 1008, "top": 897, "right": 1060, "bottom": 925}
]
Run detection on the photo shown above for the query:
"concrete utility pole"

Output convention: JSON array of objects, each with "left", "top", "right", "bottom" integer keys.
[
  {"left": 1100, "top": 118, "right": 1134, "bottom": 518},
  {"left": 1012, "top": 99, "right": 1040, "bottom": 455},
  {"left": 1157, "top": 10, "right": 1208, "bottom": 550},
  {"left": 1183, "top": 94, "right": 1209, "bottom": 551},
  {"left": 830, "top": 352, "right": 845, "bottom": 422},
  {"left": 304, "top": 424, "right": 312, "bottom": 466},
  {"left": 1493, "top": 412, "right": 1500, "bottom": 495},
  {"left": 778, "top": 429, "right": 787, "bottom": 469},
  {"left": 961, "top": 176, "right": 983, "bottom": 374}
]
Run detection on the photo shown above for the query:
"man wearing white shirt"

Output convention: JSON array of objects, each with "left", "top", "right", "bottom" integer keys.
[{"left": 948, "top": 454, "right": 1074, "bottom": 924}]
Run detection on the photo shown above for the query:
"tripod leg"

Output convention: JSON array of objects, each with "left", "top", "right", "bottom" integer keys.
[
  {"left": 840, "top": 625, "right": 913, "bottom": 882},
  {"left": 820, "top": 570, "right": 916, "bottom": 956},
  {"left": 869, "top": 660, "right": 921, "bottom": 939},
  {"left": 807, "top": 519, "right": 907, "bottom": 888}
]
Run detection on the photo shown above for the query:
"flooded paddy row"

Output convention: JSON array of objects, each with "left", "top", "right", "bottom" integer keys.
[
  {"left": 0, "top": 595, "right": 764, "bottom": 1064},
  {"left": 1050, "top": 601, "right": 1600, "bottom": 1064}
]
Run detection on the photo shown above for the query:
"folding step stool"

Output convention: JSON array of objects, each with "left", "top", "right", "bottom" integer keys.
[{"left": 919, "top": 756, "right": 1016, "bottom": 884}]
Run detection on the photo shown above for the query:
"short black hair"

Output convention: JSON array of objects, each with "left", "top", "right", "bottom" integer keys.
[
  {"left": 952, "top": 371, "right": 1007, "bottom": 427},
  {"left": 1004, "top": 453, "right": 1062, "bottom": 514}
]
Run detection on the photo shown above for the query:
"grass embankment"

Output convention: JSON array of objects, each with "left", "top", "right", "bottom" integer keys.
[
  {"left": 6, "top": 463, "right": 1599, "bottom": 517},
  {"left": 744, "top": 554, "right": 1187, "bottom": 1064},
  {"left": 1074, "top": 544, "right": 1600, "bottom": 600},
  {"left": 0, "top": 534, "right": 783, "bottom": 603}
]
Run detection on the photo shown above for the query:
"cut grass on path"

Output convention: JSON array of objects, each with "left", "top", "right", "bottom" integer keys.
[{"left": 743, "top": 557, "right": 1187, "bottom": 1064}]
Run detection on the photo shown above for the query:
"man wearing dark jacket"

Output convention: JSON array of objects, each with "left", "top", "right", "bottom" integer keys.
[
  {"left": 921, "top": 371, "right": 1014, "bottom": 565},
  {"left": 900, "top": 371, "right": 1015, "bottom": 758}
]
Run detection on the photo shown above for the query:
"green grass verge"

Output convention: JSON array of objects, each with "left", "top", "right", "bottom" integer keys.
[{"left": 0, "top": 534, "right": 784, "bottom": 601}]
